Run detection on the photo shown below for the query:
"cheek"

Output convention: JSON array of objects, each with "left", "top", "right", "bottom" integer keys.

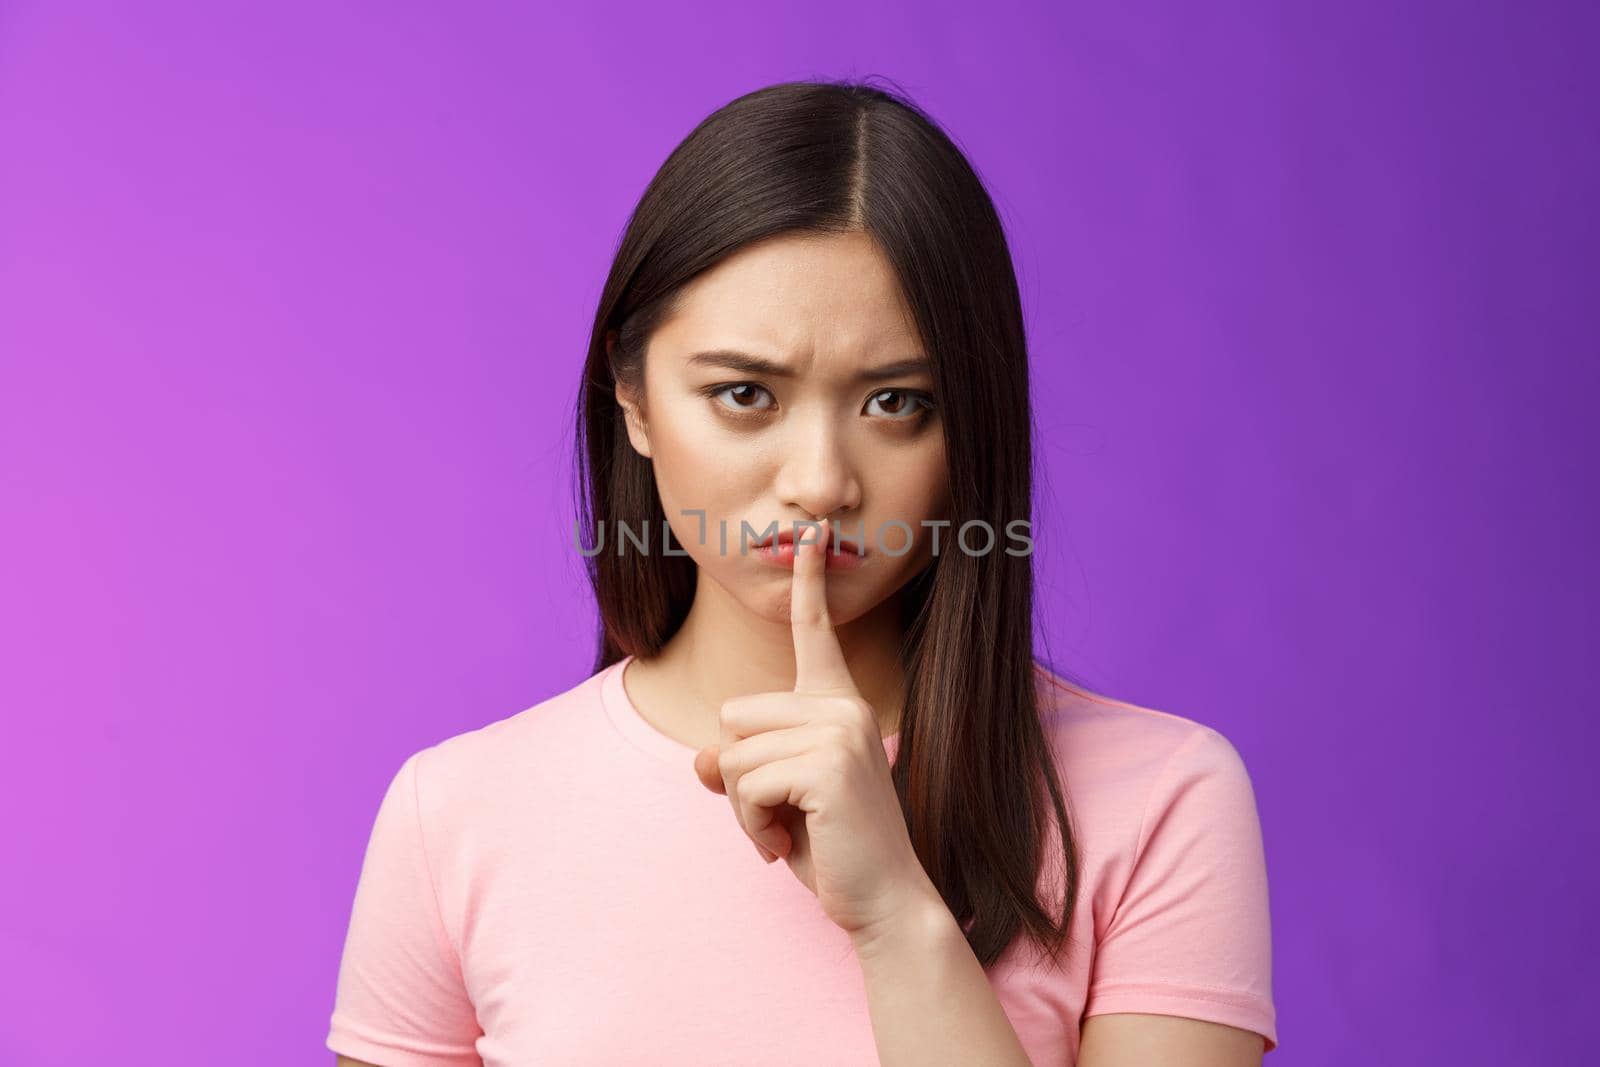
[
  {"left": 648, "top": 416, "right": 767, "bottom": 556},
  {"left": 647, "top": 402, "right": 717, "bottom": 501},
  {"left": 875, "top": 447, "right": 950, "bottom": 525}
]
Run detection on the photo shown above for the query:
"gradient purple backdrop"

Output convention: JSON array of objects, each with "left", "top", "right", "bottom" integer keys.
[{"left": 2, "top": 2, "right": 1593, "bottom": 1064}]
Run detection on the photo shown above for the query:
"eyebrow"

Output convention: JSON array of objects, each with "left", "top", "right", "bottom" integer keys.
[{"left": 685, "top": 349, "right": 932, "bottom": 383}]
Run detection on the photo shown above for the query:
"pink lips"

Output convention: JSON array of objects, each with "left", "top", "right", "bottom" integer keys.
[{"left": 752, "top": 528, "right": 865, "bottom": 571}]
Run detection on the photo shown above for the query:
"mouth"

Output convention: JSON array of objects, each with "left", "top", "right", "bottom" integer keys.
[
  {"left": 753, "top": 523, "right": 866, "bottom": 557},
  {"left": 745, "top": 524, "right": 864, "bottom": 572}
]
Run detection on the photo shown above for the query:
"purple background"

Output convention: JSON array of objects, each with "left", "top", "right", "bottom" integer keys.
[{"left": 2, "top": 3, "right": 1593, "bottom": 1064}]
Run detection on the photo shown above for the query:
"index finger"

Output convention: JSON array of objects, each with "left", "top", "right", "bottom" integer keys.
[{"left": 790, "top": 524, "right": 857, "bottom": 695}]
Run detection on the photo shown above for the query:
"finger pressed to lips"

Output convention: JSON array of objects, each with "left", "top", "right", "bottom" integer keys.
[
  {"left": 751, "top": 529, "right": 866, "bottom": 570},
  {"left": 701, "top": 529, "right": 871, "bottom": 868},
  {"left": 789, "top": 535, "right": 859, "bottom": 695}
]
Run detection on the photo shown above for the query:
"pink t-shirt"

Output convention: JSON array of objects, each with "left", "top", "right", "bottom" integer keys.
[{"left": 327, "top": 655, "right": 1277, "bottom": 1065}]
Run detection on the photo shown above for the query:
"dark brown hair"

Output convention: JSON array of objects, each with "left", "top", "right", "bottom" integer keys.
[{"left": 573, "top": 77, "right": 1082, "bottom": 970}]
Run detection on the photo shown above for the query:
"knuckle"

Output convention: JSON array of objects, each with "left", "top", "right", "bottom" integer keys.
[
  {"left": 825, "top": 721, "right": 855, "bottom": 748},
  {"left": 843, "top": 696, "right": 874, "bottom": 728}
]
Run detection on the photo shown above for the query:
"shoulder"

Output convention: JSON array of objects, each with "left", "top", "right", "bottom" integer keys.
[
  {"left": 390, "top": 662, "right": 619, "bottom": 831},
  {"left": 1029, "top": 663, "right": 1263, "bottom": 854},
  {"left": 1032, "top": 667, "right": 1277, "bottom": 1052},
  {"left": 1032, "top": 662, "right": 1250, "bottom": 785}
]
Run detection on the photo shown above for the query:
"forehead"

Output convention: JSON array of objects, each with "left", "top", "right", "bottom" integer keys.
[{"left": 653, "top": 230, "right": 923, "bottom": 363}]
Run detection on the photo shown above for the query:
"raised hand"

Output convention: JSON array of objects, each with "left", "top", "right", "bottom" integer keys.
[{"left": 692, "top": 527, "right": 939, "bottom": 936}]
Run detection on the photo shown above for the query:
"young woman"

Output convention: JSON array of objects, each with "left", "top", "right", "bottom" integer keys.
[{"left": 328, "top": 80, "right": 1277, "bottom": 1066}]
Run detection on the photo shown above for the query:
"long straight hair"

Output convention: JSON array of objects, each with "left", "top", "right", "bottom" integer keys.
[{"left": 573, "top": 78, "right": 1081, "bottom": 970}]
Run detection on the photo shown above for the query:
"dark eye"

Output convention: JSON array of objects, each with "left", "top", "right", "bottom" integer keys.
[
  {"left": 712, "top": 384, "right": 775, "bottom": 412},
  {"left": 865, "top": 389, "right": 934, "bottom": 420}
]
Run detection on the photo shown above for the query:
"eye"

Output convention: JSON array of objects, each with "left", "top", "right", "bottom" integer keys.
[
  {"left": 709, "top": 383, "right": 775, "bottom": 414},
  {"left": 865, "top": 389, "right": 936, "bottom": 420}
]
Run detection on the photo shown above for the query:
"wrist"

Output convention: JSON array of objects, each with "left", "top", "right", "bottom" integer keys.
[{"left": 850, "top": 880, "right": 957, "bottom": 961}]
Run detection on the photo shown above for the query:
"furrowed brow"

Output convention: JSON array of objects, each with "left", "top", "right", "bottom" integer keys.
[{"left": 686, "top": 349, "right": 931, "bottom": 383}]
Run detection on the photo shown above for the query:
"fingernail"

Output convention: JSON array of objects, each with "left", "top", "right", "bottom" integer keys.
[{"left": 756, "top": 842, "right": 776, "bottom": 863}]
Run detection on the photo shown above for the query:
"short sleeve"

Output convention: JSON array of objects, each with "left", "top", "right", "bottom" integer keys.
[
  {"left": 1084, "top": 726, "right": 1279, "bottom": 1053},
  {"left": 327, "top": 749, "right": 484, "bottom": 1066}
]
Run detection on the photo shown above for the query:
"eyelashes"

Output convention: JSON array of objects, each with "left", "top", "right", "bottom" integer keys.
[
  {"left": 701, "top": 383, "right": 937, "bottom": 424},
  {"left": 864, "top": 389, "right": 936, "bottom": 420},
  {"left": 706, "top": 383, "right": 774, "bottom": 414}
]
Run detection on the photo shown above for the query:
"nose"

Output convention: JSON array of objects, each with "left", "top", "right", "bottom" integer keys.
[{"left": 773, "top": 411, "right": 862, "bottom": 522}]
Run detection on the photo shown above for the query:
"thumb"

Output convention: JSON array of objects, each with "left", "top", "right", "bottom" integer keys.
[{"left": 693, "top": 744, "right": 726, "bottom": 794}]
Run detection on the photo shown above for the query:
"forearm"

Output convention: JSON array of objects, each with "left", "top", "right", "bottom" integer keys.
[{"left": 850, "top": 887, "right": 1035, "bottom": 1067}]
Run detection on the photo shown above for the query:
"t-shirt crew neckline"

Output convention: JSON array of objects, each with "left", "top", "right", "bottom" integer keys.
[{"left": 600, "top": 653, "right": 902, "bottom": 765}]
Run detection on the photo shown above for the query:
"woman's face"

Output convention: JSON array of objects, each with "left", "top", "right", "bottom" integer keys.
[{"left": 615, "top": 229, "right": 950, "bottom": 627}]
